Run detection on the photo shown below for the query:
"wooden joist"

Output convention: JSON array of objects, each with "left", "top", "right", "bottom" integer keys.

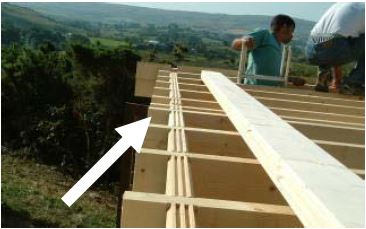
[{"left": 122, "top": 65, "right": 365, "bottom": 228}]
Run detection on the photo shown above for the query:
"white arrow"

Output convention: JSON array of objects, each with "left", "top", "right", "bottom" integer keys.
[{"left": 61, "top": 117, "right": 151, "bottom": 207}]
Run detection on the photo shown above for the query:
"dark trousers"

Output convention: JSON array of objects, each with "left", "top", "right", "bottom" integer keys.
[{"left": 305, "top": 34, "right": 365, "bottom": 87}]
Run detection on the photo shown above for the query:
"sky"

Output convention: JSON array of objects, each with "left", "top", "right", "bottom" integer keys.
[{"left": 120, "top": 2, "right": 335, "bottom": 22}]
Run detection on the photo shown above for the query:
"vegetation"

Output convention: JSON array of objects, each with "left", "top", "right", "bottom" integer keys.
[
  {"left": 90, "top": 37, "right": 129, "bottom": 48},
  {"left": 1, "top": 152, "right": 116, "bottom": 227},
  {"left": 2, "top": 42, "right": 140, "bottom": 176}
]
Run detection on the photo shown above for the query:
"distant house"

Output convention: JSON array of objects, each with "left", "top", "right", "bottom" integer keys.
[{"left": 147, "top": 40, "right": 159, "bottom": 46}]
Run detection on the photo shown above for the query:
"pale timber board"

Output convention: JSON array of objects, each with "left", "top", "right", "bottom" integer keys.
[
  {"left": 122, "top": 191, "right": 302, "bottom": 228},
  {"left": 174, "top": 79, "right": 363, "bottom": 105},
  {"left": 135, "top": 62, "right": 171, "bottom": 97},
  {"left": 142, "top": 124, "right": 255, "bottom": 159},
  {"left": 189, "top": 156, "right": 287, "bottom": 205},
  {"left": 244, "top": 88, "right": 365, "bottom": 108},
  {"left": 151, "top": 96, "right": 364, "bottom": 125},
  {"left": 289, "top": 120, "right": 364, "bottom": 145},
  {"left": 147, "top": 107, "right": 365, "bottom": 172},
  {"left": 176, "top": 81, "right": 365, "bottom": 108},
  {"left": 135, "top": 62, "right": 237, "bottom": 97},
  {"left": 238, "top": 84, "right": 365, "bottom": 101},
  {"left": 269, "top": 106, "right": 364, "bottom": 124},
  {"left": 201, "top": 70, "right": 365, "bottom": 228},
  {"left": 135, "top": 150, "right": 285, "bottom": 204},
  {"left": 154, "top": 85, "right": 365, "bottom": 116},
  {"left": 255, "top": 96, "right": 364, "bottom": 116},
  {"left": 132, "top": 153, "right": 168, "bottom": 194},
  {"left": 148, "top": 107, "right": 235, "bottom": 131}
]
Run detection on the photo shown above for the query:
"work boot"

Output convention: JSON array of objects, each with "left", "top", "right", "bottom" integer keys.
[
  {"left": 339, "top": 79, "right": 365, "bottom": 96},
  {"left": 314, "top": 69, "right": 331, "bottom": 92},
  {"left": 339, "top": 62, "right": 365, "bottom": 96}
]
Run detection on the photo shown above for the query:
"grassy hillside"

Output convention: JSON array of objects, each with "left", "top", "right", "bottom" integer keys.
[
  {"left": 12, "top": 2, "right": 314, "bottom": 37},
  {"left": 1, "top": 3, "right": 82, "bottom": 34},
  {"left": 1, "top": 152, "right": 116, "bottom": 227}
]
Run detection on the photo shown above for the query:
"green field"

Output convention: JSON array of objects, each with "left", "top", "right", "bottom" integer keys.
[{"left": 90, "top": 37, "right": 129, "bottom": 48}]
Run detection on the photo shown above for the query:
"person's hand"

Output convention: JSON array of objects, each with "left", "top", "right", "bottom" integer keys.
[
  {"left": 231, "top": 37, "right": 254, "bottom": 50},
  {"left": 243, "top": 37, "right": 254, "bottom": 49}
]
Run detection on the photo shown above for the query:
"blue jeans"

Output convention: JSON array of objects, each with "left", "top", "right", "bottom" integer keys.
[{"left": 305, "top": 34, "right": 365, "bottom": 87}]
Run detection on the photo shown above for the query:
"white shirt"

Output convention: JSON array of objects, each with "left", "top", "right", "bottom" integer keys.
[{"left": 311, "top": 2, "right": 365, "bottom": 38}]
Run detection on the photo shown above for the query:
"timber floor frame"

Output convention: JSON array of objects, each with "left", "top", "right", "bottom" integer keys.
[{"left": 121, "top": 69, "right": 365, "bottom": 228}]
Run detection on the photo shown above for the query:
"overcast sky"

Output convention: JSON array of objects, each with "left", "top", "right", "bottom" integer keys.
[{"left": 119, "top": 2, "right": 335, "bottom": 22}]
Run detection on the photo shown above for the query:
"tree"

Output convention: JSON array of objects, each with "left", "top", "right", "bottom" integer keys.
[{"left": 173, "top": 43, "right": 188, "bottom": 62}]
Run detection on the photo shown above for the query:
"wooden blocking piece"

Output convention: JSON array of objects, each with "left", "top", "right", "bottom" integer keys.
[
  {"left": 185, "top": 129, "right": 254, "bottom": 158},
  {"left": 134, "top": 62, "right": 171, "bottom": 97},
  {"left": 181, "top": 98, "right": 221, "bottom": 110},
  {"left": 148, "top": 107, "right": 170, "bottom": 125},
  {"left": 121, "top": 194, "right": 167, "bottom": 227},
  {"left": 177, "top": 77, "right": 203, "bottom": 85},
  {"left": 157, "top": 75, "right": 170, "bottom": 82},
  {"left": 142, "top": 125, "right": 169, "bottom": 150},
  {"left": 316, "top": 141, "right": 365, "bottom": 171},
  {"left": 202, "top": 70, "right": 365, "bottom": 227},
  {"left": 133, "top": 152, "right": 168, "bottom": 194},
  {"left": 244, "top": 88, "right": 365, "bottom": 108},
  {"left": 153, "top": 87, "right": 170, "bottom": 97},
  {"left": 239, "top": 84, "right": 365, "bottom": 101},
  {"left": 180, "top": 90, "right": 215, "bottom": 101},
  {"left": 195, "top": 206, "right": 302, "bottom": 228},
  {"left": 155, "top": 80, "right": 170, "bottom": 89},
  {"left": 270, "top": 107, "right": 365, "bottom": 124},
  {"left": 151, "top": 95, "right": 170, "bottom": 105},
  {"left": 256, "top": 96, "right": 364, "bottom": 116},
  {"left": 183, "top": 111, "right": 235, "bottom": 131},
  {"left": 289, "top": 121, "right": 365, "bottom": 145},
  {"left": 282, "top": 115, "right": 364, "bottom": 128},
  {"left": 122, "top": 191, "right": 302, "bottom": 228},
  {"left": 190, "top": 157, "right": 287, "bottom": 205},
  {"left": 177, "top": 72, "right": 201, "bottom": 79},
  {"left": 179, "top": 83, "right": 208, "bottom": 92}
]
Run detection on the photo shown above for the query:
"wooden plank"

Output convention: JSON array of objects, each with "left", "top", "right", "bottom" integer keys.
[
  {"left": 202, "top": 70, "right": 365, "bottom": 228},
  {"left": 282, "top": 115, "right": 364, "bottom": 128},
  {"left": 289, "top": 120, "right": 365, "bottom": 145},
  {"left": 315, "top": 140, "right": 365, "bottom": 171},
  {"left": 270, "top": 106, "right": 364, "bottom": 124},
  {"left": 185, "top": 128, "right": 254, "bottom": 159},
  {"left": 147, "top": 107, "right": 364, "bottom": 172},
  {"left": 245, "top": 88, "right": 365, "bottom": 108},
  {"left": 190, "top": 157, "right": 287, "bottom": 205},
  {"left": 256, "top": 96, "right": 364, "bottom": 116},
  {"left": 159, "top": 84, "right": 364, "bottom": 116},
  {"left": 135, "top": 62, "right": 171, "bottom": 97},
  {"left": 239, "top": 84, "right": 365, "bottom": 101},
  {"left": 122, "top": 191, "right": 302, "bottom": 227},
  {"left": 142, "top": 125, "right": 169, "bottom": 151},
  {"left": 180, "top": 98, "right": 221, "bottom": 110},
  {"left": 151, "top": 95, "right": 222, "bottom": 110},
  {"left": 183, "top": 111, "right": 235, "bottom": 131},
  {"left": 121, "top": 194, "right": 167, "bottom": 227},
  {"left": 133, "top": 153, "right": 168, "bottom": 194},
  {"left": 140, "top": 148, "right": 259, "bottom": 165}
]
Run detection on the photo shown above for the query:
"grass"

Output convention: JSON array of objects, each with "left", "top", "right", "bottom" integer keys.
[
  {"left": 90, "top": 37, "right": 129, "bottom": 48},
  {"left": 1, "top": 153, "right": 117, "bottom": 228}
]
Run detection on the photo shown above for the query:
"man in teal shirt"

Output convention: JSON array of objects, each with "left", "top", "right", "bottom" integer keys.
[{"left": 232, "top": 15, "right": 295, "bottom": 86}]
